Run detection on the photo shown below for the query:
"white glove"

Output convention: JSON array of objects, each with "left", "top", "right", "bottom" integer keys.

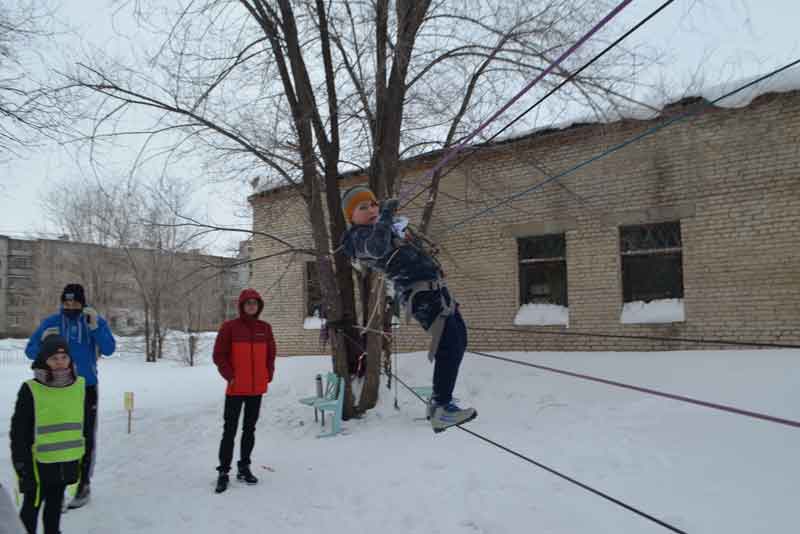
[
  {"left": 83, "top": 307, "right": 99, "bottom": 330},
  {"left": 41, "top": 326, "right": 60, "bottom": 341},
  {"left": 392, "top": 216, "right": 409, "bottom": 238}
]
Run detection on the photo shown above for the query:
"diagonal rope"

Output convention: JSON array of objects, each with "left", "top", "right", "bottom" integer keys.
[
  {"left": 467, "top": 325, "right": 800, "bottom": 350},
  {"left": 441, "top": 58, "right": 800, "bottom": 235},
  {"left": 348, "top": 323, "right": 800, "bottom": 428},
  {"left": 464, "top": 348, "right": 800, "bottom": 429},
  {"left": 391, "top": 372, "right": 689, "bottom": 534},
  {"left": 401, "top": 0, "right": 676, "bottom": 210},
  {"left": 399, "top": 0, "right": 636, "bottom": 203}
]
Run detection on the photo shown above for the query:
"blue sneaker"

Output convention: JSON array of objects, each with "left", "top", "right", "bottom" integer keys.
[{"left": 430, "top": 402, "right": 477, "bottom": 433}]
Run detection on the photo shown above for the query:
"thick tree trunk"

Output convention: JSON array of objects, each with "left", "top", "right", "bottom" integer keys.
[
  {"left": 357, "top": 1, "right": 433, "bottom": 409},
  {"left": 316, "top": 254, "right": 359, "bottom": 419},
  {"left": 357, "top": 272, "right": 385, "bottom": 410},
  {"left": 144, "top": 300, "right": 155, "bottom": 362},
  {"left": 306, "top": 179, "right": 361, "bottom": 419},
  {"left": 154, "top": 294, "right": 163, "bottom": 359},
  {"left": 189, "top": 333, "right": 196, "bottom": 367},
  {"left": 321, "top": 158, "right": 360, "bottom": 390}
]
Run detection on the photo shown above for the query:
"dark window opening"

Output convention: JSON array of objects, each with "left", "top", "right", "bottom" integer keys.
[
  {"left": 518, "top": 234, "right": 568, "bottom": 306},
  {"left": 620, "top": 221, "right": 684, "bottom": 302},
  {"left": 305, "top": 261, "right": 323, "bottom": 317}
]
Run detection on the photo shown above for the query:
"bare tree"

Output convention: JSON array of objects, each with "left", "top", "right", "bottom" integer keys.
[
  {"left": 61, "top": 0, "right": 659, "bottom": 415},
  {"left": 41, "top": 174, "right": 228, "bottom": 361},
  {"left": 0, "top": 0, "right": 67, "bottom": 162},
  {"left": 38, "top": 177, "right": 136, "bottom": 316}
]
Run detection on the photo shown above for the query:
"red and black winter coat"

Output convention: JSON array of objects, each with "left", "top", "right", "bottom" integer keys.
[{"left": 213, "top": 289, "right": 277, "bottom": 396}]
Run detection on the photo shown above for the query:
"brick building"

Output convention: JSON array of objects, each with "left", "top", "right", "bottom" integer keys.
[
  {"left": 223, "top": 239, "right": 253, "bottom": 320},
  {"left": 0, "top": 236, "right": 246, "bottom": 338},
  {"left": 249, "top": 89, "right": 800, "bottom": 355}
]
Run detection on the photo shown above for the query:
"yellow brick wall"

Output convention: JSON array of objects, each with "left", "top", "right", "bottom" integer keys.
[{"left": 251, "top": 91, "right": 800, "bottom": 355}]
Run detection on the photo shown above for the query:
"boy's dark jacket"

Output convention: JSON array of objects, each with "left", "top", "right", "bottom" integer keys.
[
  {"left": 10, "top": 382, "right": 81, "bottom": 492},
  {"left": 341, "top": 201, "right": 451, "bottom": 329}
]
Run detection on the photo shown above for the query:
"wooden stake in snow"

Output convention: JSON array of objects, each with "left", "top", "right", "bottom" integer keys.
[{"left": 124, "top": 392, "right": 134, "bottom": 434}]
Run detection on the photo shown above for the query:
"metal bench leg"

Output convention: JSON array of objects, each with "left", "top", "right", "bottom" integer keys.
[{"left": 314, "top": 408, "right": 318, "bottom": 422}]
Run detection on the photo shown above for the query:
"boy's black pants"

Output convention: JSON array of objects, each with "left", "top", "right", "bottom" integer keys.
[
  {"left": 79, "top": 385, "right": 98, "bottom": 490},
  {"left": 20, "top": 484, "right": 66, "bottom": 534},
  {"left": 217, "top": 395, "right": 262, "bottom": 473},
  {"left": 432, "top": 310, "right": 468, "bottom": 405}
]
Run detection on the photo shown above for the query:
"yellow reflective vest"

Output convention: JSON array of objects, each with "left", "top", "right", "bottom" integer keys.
[{"left": 27, "top": 377, "right": 85, "bottom": 464}]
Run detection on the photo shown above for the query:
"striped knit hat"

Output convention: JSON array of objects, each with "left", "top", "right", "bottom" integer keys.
[{"left": 341, "top": 185, "right": 377, "bottom": 224}]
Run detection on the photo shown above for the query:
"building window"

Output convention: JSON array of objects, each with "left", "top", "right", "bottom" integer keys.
[
  {"left": 305, "top": 261, "right": 323, "bottom": 318},
  {"left": 10, "top": 256, "right": 32, "bottom": 269},
  {"left": 9, "top": 294, "right": 28, "bottom": 307},
  {"left": 619, "top": 221, "right": 685, "bottom": 324},
  {"left": 127, "top": 317, "right": 136, "bottom": 327},
  {"left": 7, "top": 276, "right": 32, "bottom": 289},
  {"left": 9, "top": 314, "right": 22, "bottom": 327},
  {"left": 515, "top": 234, "right": 568, "bottom": 326},
  {"left": 620, "top": 222, "right": 683, "bottom": 302}
]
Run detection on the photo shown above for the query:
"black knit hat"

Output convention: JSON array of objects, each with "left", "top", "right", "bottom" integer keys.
[
  {"left": 33, "top": 335, "right": 71, "bottom": 370},
  {"left": 61, "top": 283, "right": 86, "bottom": 307}
]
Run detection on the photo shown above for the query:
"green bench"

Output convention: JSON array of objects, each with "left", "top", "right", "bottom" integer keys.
[{"left": 299, "top": 372, "right": 344, "bottom": 438}]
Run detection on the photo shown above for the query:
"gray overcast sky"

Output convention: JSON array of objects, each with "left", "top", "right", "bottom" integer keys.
[{"left": 1, "top": 0, "right": 799, "bottom": 254}]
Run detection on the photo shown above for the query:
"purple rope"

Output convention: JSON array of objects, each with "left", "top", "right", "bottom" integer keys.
[
  {"left": 468, "top": 350, "right": 800, "bottom": 429},
  {"left": 399, "top": 0, "right": 635, "bottom": 202},
  {"left": 392, "top": 372, "right": 690, "bottom": 533}
]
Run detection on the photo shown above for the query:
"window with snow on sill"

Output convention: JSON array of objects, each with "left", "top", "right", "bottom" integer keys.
[
  {"left": 620, "top": 298, "right": 685, "bottom": 324},
  {"left": 513, "top": 303, "right": 569, "bottom": 326},
  {"left": 303, "top": 316, "right": 326, "bottom": 330}
]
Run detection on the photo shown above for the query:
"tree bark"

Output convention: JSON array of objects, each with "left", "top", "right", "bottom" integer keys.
[
  {"left": 357, "top": 271, "right": 385, "bottom": 410},
  {"left": 144, "top": 299, "right": 155, "bottom": 362}
]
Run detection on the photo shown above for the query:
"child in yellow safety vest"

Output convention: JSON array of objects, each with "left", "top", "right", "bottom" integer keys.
[{"left": 10, "top": 335, "right": 85, "bottom": 534}]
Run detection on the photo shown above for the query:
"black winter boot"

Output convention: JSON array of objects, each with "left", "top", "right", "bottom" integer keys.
[
  {"left": 215, "top": 472, "right": 229, "bottom": 494},
  {"left": 236, "top": 466, "right": 258, "bottom": 485}
]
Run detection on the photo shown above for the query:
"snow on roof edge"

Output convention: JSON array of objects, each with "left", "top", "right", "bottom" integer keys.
[
  {"left": 250, "top": 67, "right": 800, "bottom": 198},
  {"left": 494, "top": 66, "right": 800, "bottom": 142}
]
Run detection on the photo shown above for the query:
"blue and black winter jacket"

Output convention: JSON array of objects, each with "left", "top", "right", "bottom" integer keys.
[
  {"left": 25, "top": 308, "right": 116, "bottom": 386},
  {"left": 341, "top": 203, "right": 452, "bottom": 330}
]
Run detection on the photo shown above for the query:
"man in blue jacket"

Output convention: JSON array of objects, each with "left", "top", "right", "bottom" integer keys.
[{"left": 25, "top": 283, "right": 116, "bottom": 509}]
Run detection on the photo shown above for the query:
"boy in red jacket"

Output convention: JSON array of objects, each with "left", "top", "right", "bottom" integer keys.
[{"left": 212, "top": 288, "right": 276, "bottom": 494}]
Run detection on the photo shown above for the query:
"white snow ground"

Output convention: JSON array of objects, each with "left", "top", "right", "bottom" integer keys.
[{"left": 1, "top": 336, "right": 799, "bottom": 533}]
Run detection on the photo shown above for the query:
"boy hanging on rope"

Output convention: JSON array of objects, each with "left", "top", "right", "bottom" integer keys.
[{"left": 340, "top": 185, "right": 477, "bottom": 433}]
